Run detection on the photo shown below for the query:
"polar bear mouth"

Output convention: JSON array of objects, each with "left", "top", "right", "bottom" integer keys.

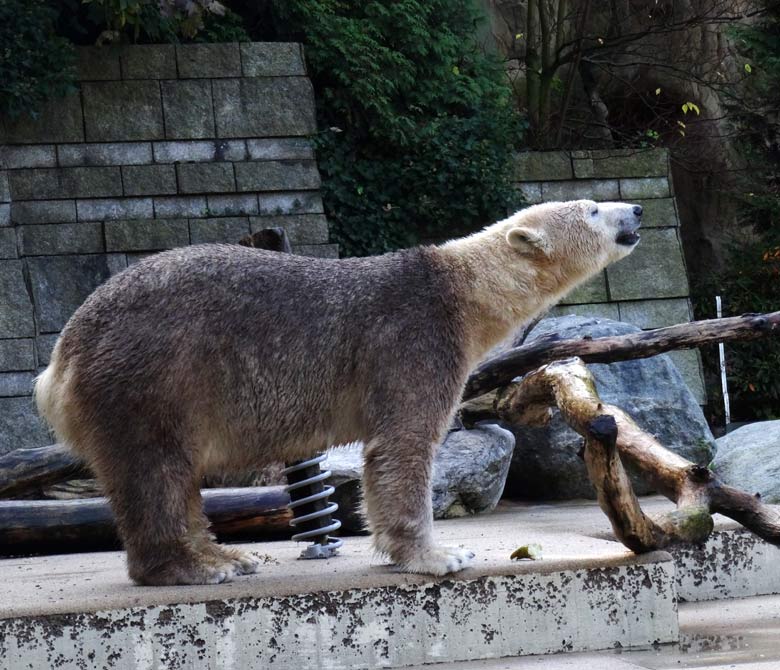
[{"left": 616, "top": 231, "right": 641, "bottom": 246}]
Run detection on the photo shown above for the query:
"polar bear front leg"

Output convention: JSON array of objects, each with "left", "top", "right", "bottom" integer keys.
[{"left": 362, "top": 432, "right": 475, "bottom": 576}]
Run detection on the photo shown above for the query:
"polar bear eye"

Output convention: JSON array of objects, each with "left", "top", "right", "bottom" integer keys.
[{"left": 590, "top": 206, "right": 599, "bottom": 217}]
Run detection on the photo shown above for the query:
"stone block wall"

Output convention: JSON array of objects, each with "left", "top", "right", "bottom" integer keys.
[
  {"left": 514, "top": 148, "right": 706, "bottom": 402},
  {"left": 0, "top": 43, "right": 334, "bottom": 452}
]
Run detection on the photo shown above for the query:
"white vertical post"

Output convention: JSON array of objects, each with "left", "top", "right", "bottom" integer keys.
[{"left": 716, "top": 295, "right": 731, "bottom": 427}]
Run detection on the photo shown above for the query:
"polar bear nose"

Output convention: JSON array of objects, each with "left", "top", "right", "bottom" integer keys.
[{"left": 633, "top": 205, "right": 643, "bottom": 217}]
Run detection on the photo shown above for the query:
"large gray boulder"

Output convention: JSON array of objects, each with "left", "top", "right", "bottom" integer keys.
[
  {"left": 506, "top": 315, "right": 715, "bottom": 500},
  {"left": 324, "top": 424, "right": 515, "bottom": 531},
  {"left": 431, "top": 423, "right": 515, "bottom": 518},
  {"left": 711, "top": 421, "right": 780, "bottom": 502}
]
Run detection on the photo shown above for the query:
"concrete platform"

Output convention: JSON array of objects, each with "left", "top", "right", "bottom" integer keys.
[
  {"left": 0, "top": 498, "right": 778, "bottom": 669},
  {"left": 410, "top": 593, "right": 780, "bottom": 669}
]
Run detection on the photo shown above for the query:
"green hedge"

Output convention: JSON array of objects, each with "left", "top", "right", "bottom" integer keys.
[
  {"left": 272, "top": 0, "right": 525, "bottom": 256},
  {"left": 0, "top": 0, "right": 76, "bottom": 119}
]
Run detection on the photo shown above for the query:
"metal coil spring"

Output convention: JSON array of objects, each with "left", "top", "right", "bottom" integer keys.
[{"left": 282, "top": 453, "right": 342, "bottom": 558}]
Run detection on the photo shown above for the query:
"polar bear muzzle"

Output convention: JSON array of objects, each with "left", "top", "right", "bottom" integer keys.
[{"left": 615, "top": 205, "right": 642, "bottom": 246}]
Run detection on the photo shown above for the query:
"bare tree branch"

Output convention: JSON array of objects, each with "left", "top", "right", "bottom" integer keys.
[
  {"left": 495, "top": 358, "right": 780, "bottom": 550},
  {"left": 463, "top": 311, "right": 780, "bottom": 401}
]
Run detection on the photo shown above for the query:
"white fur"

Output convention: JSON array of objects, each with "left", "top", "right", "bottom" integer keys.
[{"left": 439, "top": 199, "right": 640, "bottom": 366}]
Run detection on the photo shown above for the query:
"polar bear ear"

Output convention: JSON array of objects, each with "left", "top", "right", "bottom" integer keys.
[{"left": 506, "top": 227, "right": 548, "bottom": 255}]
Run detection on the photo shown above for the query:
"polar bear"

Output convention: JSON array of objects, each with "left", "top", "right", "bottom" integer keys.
[{"left": 34, "top": 200, "right": 641, "bottom": 585}]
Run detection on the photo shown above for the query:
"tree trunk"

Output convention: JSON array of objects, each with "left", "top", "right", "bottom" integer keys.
[
  {"left": 579, "top": 58, "right": 614, "bottom": 145},
  {"left": 0, "top": 487, "right": 293, "bottom": 556},
  {"left": 526, "top": 0, "right": 542, "bottom": 137}
]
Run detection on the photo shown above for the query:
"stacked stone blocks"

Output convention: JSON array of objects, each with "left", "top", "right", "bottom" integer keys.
[
  {"left": 0, "top": 43, "right": 334, "bottom": 451},
  {"left": 514, "top": 148, "right": 704, "bottom": 402}
]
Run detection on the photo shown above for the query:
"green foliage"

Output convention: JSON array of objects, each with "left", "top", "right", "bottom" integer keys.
[
  {"left": 272, "top": 0, "right": 525, "bottom": 256},
  {"left": 81, "top": 0, "right": 173, "bottom": 42},
  {"left": 48, "top": 0, "right": 108, "bottom": 45},
  {"left": 699, "top": 5, "right": 780, "bottom": 422},
  {"left": 81, "top": 0, "right": 231, "bottom": 42},
  {"left": 695, "top": 236, "right": 780, "bottom": 421},
  {"left": 193, "top": 8, "right": 249, "bottom": 43},
  {"left": 725, "top": 7, "right": 780, "bottom": 192},
  {"left": 47, "top": 0, "right": 246, "bottom": 45},
  {"left": 0, "top": 0, "right": 77, "bottom": 119}
]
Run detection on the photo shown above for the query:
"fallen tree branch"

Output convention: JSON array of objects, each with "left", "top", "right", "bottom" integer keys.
[
  {"left": 494, "top": 357, "right": 780, "bottom": 551},
  {"left": 463, "top": 310, "right": 780, "bottom": 400},
  {"left": 0, "top": 487, "right": 293, "bottom": 556},
  {"left": 43, "top": 478, "right": 102, "bottom": 500},
  {"left": 0, "top": 444, "right": 91, "bottom": 498},
  {"left": 583, "top": 414, "right": 712, "bottom": 551},
  {"left": 583, "top": 414, "right": 661, "bottom": 552}
]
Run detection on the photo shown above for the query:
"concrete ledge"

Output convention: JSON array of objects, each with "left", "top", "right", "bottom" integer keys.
[
  {"left": 403, "top": 593, "right": 780, "bottom": 669},
  {"left": 0, "top": 503, "right": 680, "bottom": 669},
  {"left": 587, "top": 497, "right": 780, "bottom": 602},
  {"left": 672, "top": 525, "right": 780, "bottom": 602},
  {"left": 3, "top": 499, "right": 778, "bottom": 669},
  {"left": 0, "top": 557, "right": 677, "bottom": 670}
]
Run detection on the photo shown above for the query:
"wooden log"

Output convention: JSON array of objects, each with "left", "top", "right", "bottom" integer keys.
[
  {"left": 495, "top": 357, "right": 780, "bottom": 551},
  {"left": 0, "top": 444, "right": 90, "bottom": 499},
  {"left": 463, "top": 310, "right": 780, "bottom": 400},
  {"left": 582, "top": 414, "right": 712, "bottom": 551},
  {"left": 458, "top": 392, "right": 502, "bottom": 427},
  {"left": 43, "top": 478, "right": 102, "bottom": 500},
  {"left": 582, "top": 414, "right": 664, "bottom": 552},
  {"left": 0, "top": 487, "right": 293, "bottom": 556},
  {"left": 204, "top": 487, "right": 293, "bottom": 539}
]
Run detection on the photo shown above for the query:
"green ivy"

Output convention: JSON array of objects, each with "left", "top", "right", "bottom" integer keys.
[
  {"left": 49, "top": 0, "right": 247, "bottom": 45},
  {"left": 0, "top": 0, "right": 77, "bottom": 119},
  {"left": 193, "top": 8, "right": 249, "bottom": 43},
  {"left": 694, "top": 235, "right": 780, "bottom": 422},
  {"left": 81, "top": 0, "right": 231, "bottom": 42},
  {"left": 271, "top": 0, "right": 525, "bottom": 256}
]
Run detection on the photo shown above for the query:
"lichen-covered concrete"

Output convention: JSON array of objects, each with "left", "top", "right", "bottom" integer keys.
[
  {"left": 0, "top": 503, "right": 679, "bottom": 669},
  {"left": 672, "top": 527, "right": 780, "bottom": 602},
  {"left": 405, "top": 592, "right": 780, "bottom": 668},
  {"left": 0, "top": 561, "right": 676, "bottom": 670},
  {"left": 1, "top": 499, "right": 778, "bottom": 669}
]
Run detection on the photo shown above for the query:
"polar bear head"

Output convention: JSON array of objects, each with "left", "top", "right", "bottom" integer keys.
[
  {"left": 502, "top": 199, "right": 642, "bottom": 273},
  {"left": 439, "top": 199, "right": 642, "bottom": 356}
]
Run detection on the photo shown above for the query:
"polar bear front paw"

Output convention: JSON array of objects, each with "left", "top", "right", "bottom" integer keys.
[{"left": 399, "top": 546, "right": 475, "bottom": 576}]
